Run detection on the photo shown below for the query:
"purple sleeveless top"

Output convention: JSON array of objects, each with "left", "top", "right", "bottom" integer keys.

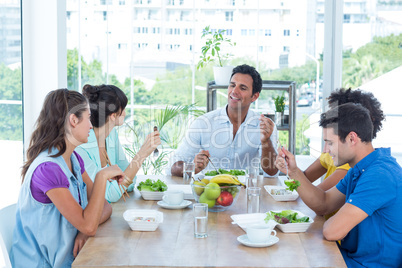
[{"left": 30, "top": 151, "right": 86, "bottom": 203}]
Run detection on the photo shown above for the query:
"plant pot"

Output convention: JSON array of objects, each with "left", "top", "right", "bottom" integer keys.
[
  {"left": 213, "top": 66, "right": 234, "bottom": 85},
  {"left": 275, "top": 112, "right": 284, "bottom": 126}
]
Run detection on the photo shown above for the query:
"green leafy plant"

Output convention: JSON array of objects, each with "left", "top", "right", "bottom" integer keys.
[
  {"left": 124, "top": 104, "right": 204, "bottom": 175},
  {"left": 273, "top": 93, "right": 285, "bottom": 113},
  {"left": 197, "top": 25, "right": 236, "bottom": 69}
]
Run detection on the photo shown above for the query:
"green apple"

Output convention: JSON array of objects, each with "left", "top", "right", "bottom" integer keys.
[
  {"left": 199, "top": 193, "right": 216, "bottom": 208},
  {"left": 193, "top": 181, "right": 206, "bottom": 196},
  {"left": 204, "top": 182, "right": 221, "bottom": 200}
]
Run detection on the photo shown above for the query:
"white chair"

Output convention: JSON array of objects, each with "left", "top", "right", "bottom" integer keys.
[{"left": 0, "top": 204, "right": 16, "bottom": 268}]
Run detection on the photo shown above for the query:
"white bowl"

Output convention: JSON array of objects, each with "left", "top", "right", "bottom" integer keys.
[
  {"left": 269, "top": 210, "right": 313, "bottom": 233},
  {"left": 264, "top": 185, "right": 299, "bottom": 201},
  {"left": 139, "top": 191, "right": 164, "bottom": 200},
  {"left": 231, "top": 210, "right": 313, "bottom": 233},
  {"left": 123, "top": 209, "right": 163, "bottom": 231},
  {"left": 140, "top": 184, "right": 194, "bottom": 200}
]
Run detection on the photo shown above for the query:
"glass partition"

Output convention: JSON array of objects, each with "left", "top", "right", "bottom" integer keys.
[{"left": 0, "top": 0, "right": 23, "bottom": 210}]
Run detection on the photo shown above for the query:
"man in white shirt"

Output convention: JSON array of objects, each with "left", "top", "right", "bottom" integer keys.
[{"left": 171, "top": 64, "right": 279, "bottom": 177}]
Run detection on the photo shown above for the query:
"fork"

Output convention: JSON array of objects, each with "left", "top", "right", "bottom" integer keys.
[
  {"left": 204, "top": 154, "right": 221, "bottom": 174},
  {"left": 277, "top": 139, "right": 289, "bottom": 179},
  {"left": 153, "top": 126, "right": 159, "bottom": 158}
]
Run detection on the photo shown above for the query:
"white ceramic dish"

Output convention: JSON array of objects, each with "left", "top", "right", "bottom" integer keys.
[
  {"left": 157, "top": 200, "right": 192, "bottom": 210},
  {"left": 237, "top": 234, "right": 279, "bottom": 248},
  {"left": 123, "top": 209, "right": 163, "bottom": 231},
  {"left": 264, "top": 185, "right": 299, "bottom": 201},
  {"left": 231, "top": 210, "right": 313, "bottom": 233},
  {"left": 278, "top": 175, "right": 289, "bottom": 187},
  {"left": 140, "top": 184, "right": 194, "bottom": 200}
]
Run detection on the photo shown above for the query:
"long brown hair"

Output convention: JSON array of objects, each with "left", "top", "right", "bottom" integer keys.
[{"left": 21, "top": 89, "right": 88, "bottom": 181}]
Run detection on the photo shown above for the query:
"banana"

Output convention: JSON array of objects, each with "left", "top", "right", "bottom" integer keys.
[{"left": 210, "top": 174, "right": 240, "bottom": 185}]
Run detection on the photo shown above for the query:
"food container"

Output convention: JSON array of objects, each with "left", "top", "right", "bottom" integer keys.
[
  {"left": 139, "top": 184, "right": 194, "bottom": 200},
  {"left": 231, "top": 210, "right": 314, "bottom": 233},
  {"left": 203, "top": 169, "right": 246, "bottom": 182},
  {"left": 270, "top": 210, "right": 313, "bottom": 233},
  {"left": 264, "top": 185, "right": 299, "bottom": 201},
  {"left": 191, "top": 183, "right": 242, "bottom": 212},
  {"left": 123, "top": 209, "right": 163, "bottom": 231}
]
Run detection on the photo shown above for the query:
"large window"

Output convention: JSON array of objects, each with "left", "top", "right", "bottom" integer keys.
[
  {"left": 65, "top": 0, "right": 402, "bottom": 174},
  {"left": 0, "top": 0, "right": 23, "bottom": 210}
]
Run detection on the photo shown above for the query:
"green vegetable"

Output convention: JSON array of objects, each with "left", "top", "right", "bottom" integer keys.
[
  {"left": 264, "top": 210, "right": 309, "bottom": 224},
  {"left": 137, "top": 179, "right": 168, "bottom": 192},
  {"left": 284, "top": 179, "right": 300, "bottom": 192},
  {"left": 204, "top": 169, "right": 246, "bottom": 176}
]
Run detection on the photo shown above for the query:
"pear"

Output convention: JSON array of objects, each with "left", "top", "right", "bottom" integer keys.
[
  {"left": 201, "top": 178, "right": 210, "bottom": 185},
  {"left": 193, "top": 181, "right": 206, "bottom": 196}
]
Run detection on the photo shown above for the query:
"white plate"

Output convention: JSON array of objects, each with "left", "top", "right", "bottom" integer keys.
[
  {"left": 140, "top": 184, "right": 194, "bottom": 200},
  {"left": 264, "top": 185, "right": 299, "bottom": 201},
  {"left": 231, "top": 210, "right": 313, "bottom": 233},
  {"left": 157, "top": 200, "right": 192, "bottom": 209},
  {"left": 237, "top": 234, "right": 279, "bottom": 248}
]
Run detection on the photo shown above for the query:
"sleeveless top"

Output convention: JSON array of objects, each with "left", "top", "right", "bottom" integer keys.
[{"left": 10, "top": 148, "right": 88, "bottom": 268}]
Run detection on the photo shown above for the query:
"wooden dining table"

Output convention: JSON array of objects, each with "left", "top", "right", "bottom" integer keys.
[{"left": 72, "top": 175, "right": 346, "bottom": 268}]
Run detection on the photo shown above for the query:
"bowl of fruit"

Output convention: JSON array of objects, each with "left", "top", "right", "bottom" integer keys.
[{"left": 191, "top": 174, "right": 244, "bottom": 212}]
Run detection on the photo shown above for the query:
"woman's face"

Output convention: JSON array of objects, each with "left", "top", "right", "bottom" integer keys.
[
  {"left": 72, "top": 107, "right": 93, "bottom": 145},
  {"left": 115, "top": 108, "right": 126, "bottom": 127}
]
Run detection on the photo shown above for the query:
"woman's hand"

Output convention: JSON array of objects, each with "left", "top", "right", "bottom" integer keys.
[
  {"left": 139, "top": 130, "right": 161, "bottom": 157},
  {"left": 98, "top": 165, "right": 125, "bottom": 184},
  {"left": 73, "top": 231, "right": 89, "bottom": 258}
]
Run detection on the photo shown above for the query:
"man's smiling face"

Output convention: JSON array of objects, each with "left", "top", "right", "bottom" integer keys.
[{"left": 227, "top": 73, "right": 259, "bottom": 112}]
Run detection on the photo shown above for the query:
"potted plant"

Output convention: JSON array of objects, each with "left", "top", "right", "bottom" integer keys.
[
  {"left": 197, "top": 25, "right": 236, "bottom": 85},
  {"left": 273, "top": 93, "right": 286, "bottom": 126},
  {"left": 124, "top": 104, "right": 204, "bottom": 175}
]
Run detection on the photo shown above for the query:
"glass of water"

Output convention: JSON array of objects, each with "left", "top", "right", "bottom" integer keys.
[
  {"left": 246, "top": 166, "right": 258, "bottom": 187},
  {"left": 193, "top": 203, "right": 208, "bottom": 238},
  {"left": 183, "top": 161, "right": 195, "bottom": 181},
  {"left": 247, "top": 187, "right": 261, "bottom": 213}
]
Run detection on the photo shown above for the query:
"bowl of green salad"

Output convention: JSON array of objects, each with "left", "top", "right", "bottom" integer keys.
[
  {"left": 204, "top": 169, "right": 246, "bottom": 182},
  {"left": 137, "top": 179, "right": 168, "bottom": 200}
]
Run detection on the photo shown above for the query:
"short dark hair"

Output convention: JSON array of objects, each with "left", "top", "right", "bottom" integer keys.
[
  {"left": 328, "top": 88, "right": 384, "bottom": 139},
  {"left": 231, "top": 64, "right": 262, "bottom": 95},
  {"left": 319, "top": 103, "right": 373, "bottom": 143},
  {"left": 82, "top": 84, "right": 128, "bottom": 127}
]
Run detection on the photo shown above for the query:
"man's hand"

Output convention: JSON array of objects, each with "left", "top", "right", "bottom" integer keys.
[
  {"left": 194, "top": 150, "right": 210, "bottom": 174},
  {"left": 73, "top": 231, "right": 89, "bottom": 258},
  {"left": 275, "top": 147, "right": 298, "bottom": 176},
  {"left": 259, "top": 114, "right": 275, "bottom": 144}
]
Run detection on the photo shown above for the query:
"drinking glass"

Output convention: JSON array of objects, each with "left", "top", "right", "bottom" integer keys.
[
  {"left": 193, "top": 203, "right": 208, "bottom": 238},
  {"left": 247, "top": 187, "right": 261, "bottom": 213},
  {"left": 183, "top": 162, "right": 195, "bottom": 181},
  {"left": 246, "top": 166, "right": 258, "bottom": 187}
]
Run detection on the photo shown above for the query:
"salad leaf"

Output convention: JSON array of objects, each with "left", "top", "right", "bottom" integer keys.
[
  {"left": 204, "top": 169, "right": 246, "bottom": 176},
  {"left": 137, "top": 179, "right": 168, "bottom": 192},
  {"left": 284, "top": 179, "right": 300, "bottom": 192},
  {"left": 264, "top": 210, "right": 309, "bottom": 224}
]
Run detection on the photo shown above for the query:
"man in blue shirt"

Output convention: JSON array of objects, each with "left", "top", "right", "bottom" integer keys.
[
  {"left": 276, "top": 103, "right": 402, "bottom": 267},
  {"left": 171, "top": 64, "right": 279, "bottom": 177}
]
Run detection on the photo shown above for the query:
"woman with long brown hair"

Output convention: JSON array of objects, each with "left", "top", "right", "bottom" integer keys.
[{"left": 10, "top": 89, "right": 124, "bottom": 267}]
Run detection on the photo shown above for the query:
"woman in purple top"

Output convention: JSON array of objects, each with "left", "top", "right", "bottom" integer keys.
[{"left": 11, "top": 89, "right": 125, "bottom": 267}]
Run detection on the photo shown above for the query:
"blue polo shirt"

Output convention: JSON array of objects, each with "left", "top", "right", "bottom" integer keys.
[{"left": 336, "top": 148, "right": 402, "bottom": 267}]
